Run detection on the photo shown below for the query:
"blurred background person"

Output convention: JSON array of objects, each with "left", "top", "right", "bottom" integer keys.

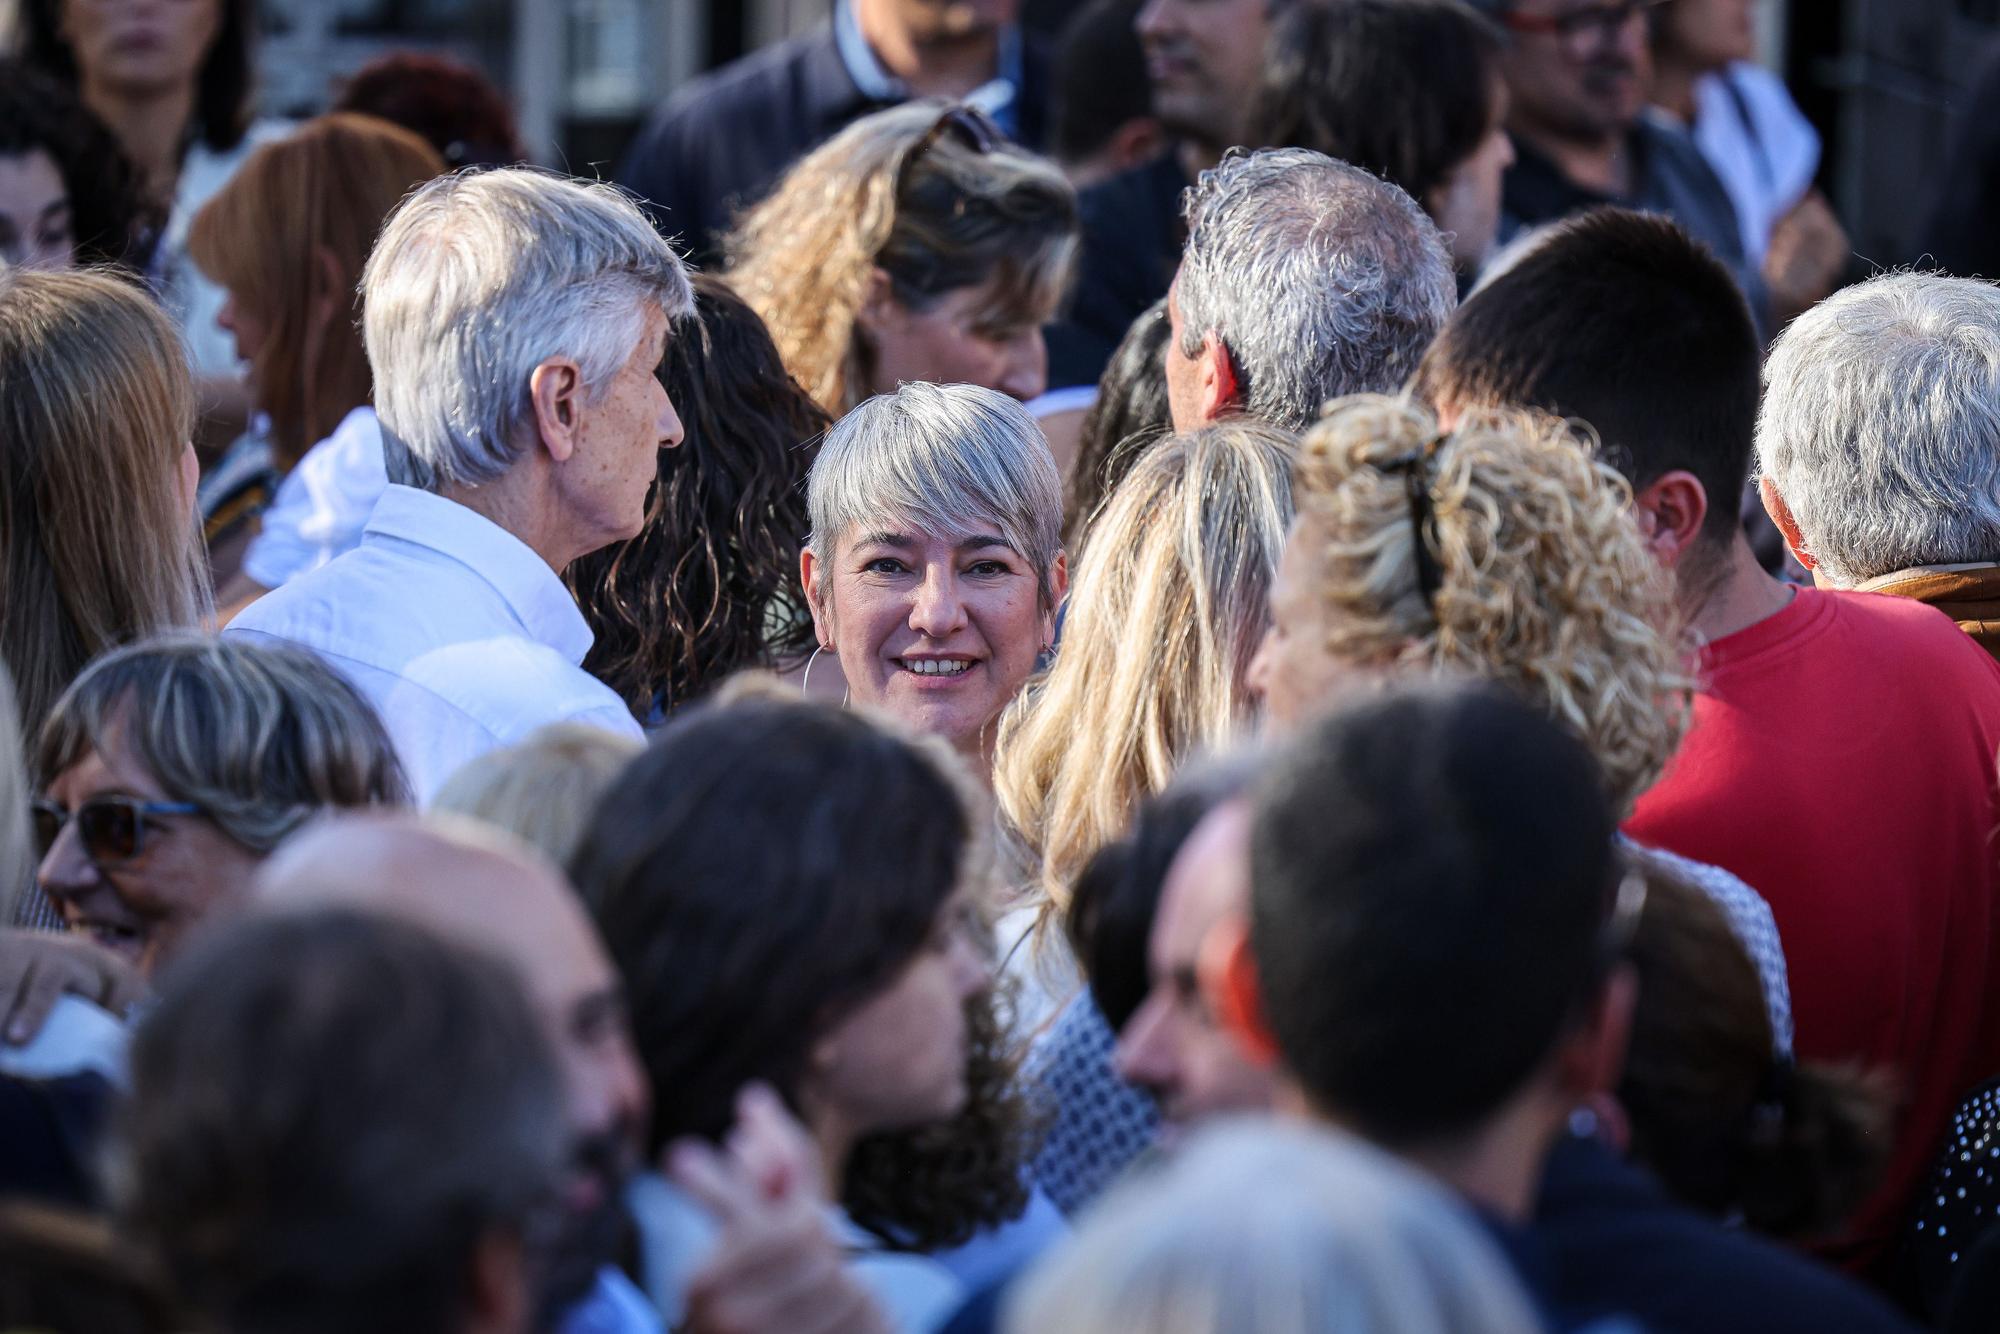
[
  {"left": 1246, "top": 0, "right": 1516, "bottom": 283},
  {"left": 187, "top": 112, "right": 445, "bottom": 603},
  {"left": 332, "top": 49, "right": 530, "bottom": 170},
  {"left": 1046, "top": 0, "right": 1291, "bottom": 388},
  {"left": 15, "top": 0, "right": 286, "bottom": 451},
  {"left": 1646, "top": 0, "right": 1847, "bottom": 325},
  {"left": 1006, "top": 1121, "right": 1544, "bottom": 1334},
  {"left": 568, "top": 275, "right": 831, "bottom": 720},
  {"left": 727, "top": 101, "right": 1077, "bottom": 417},
  {"left": 0, "top": 58, "right": 158, "bottom": 273},
  {"left": 996, "top": 420, "right": 1293, "bottom": 1020},
  {"left": 113, "top": 908, "right": 569, "bottom": 1334},
  {"left": 431, "top": 723, "right": 642, "bottom": 869},
  {"left": 1045, "top": 0, "right": 1159, "bottom": 193},
  {"left": 1462, "top": 0, "right": 1768, "bottom": 329},
  {"left": 802, "top": 382, "right": 1065, "bottom": 779},
  {"left": 619, "top": 0, "right": 1053, "bottom": 268},
  {"left": 0, "top": 269, "right": 209, "bottom": 759},
  {"left": 572, "top": 691, "right": 1042, "bottom": 1332}
]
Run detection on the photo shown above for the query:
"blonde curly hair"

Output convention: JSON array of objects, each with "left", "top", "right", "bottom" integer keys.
[
  {"left": 725, "top": 101, "right": 1077, "bottom": 416},
  {"left": 1296, "top": 395, "right": 1692, "bottom": 815},
  {"left": 995, "top": 419, "right": 1296, "bottom": 918}
]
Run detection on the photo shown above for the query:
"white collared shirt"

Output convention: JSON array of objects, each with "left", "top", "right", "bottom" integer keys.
[
  {"left": 227, "top": 485, "right": 642, "bottom": 801},
  {"left": 241, "top": 406, "right": 390, "bottom": 589}
]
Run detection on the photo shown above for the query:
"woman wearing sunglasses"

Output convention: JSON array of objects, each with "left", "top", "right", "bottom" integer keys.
[
  {"left": 29, "top": 634, "right": 409, "bottom": 982},
  {"left": 727, "top": 101, "right": 1078, "bottom": 418}
]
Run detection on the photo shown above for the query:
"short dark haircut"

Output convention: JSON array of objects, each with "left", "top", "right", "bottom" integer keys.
[
  {"left": 0, "top": 60, "right": 161, "bottom": 272},
  {"left": 1050, "top": 0, "right": 1153, "bottom": 166},
  {"left": 1250, "top": 683, "right": 1619, "bottom": 1148},
  {"left": 1247, "top": 0, "right": 1503, "bottom": 206},
  {"left": 116, "top": 909, "right": 565, "bottom": 1334},
  {"left": 1067, "top": 755, "right": 1257, "bottom": 1031},
  {"left": 18, "top": 0, "right": 257, "bottom": 153},
  {"left": 1411, "top": 209, "right": 1763, "bottom": 548},
  {"left": 1065, "top": 298, "right": 1174, "bottom": 549},
  {"left": 570, "top": 275, "right": 831, "bottom": 716}
]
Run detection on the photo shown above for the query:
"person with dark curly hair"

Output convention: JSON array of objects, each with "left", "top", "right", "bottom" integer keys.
[
  {"left": 0, "top": 59, "right": 158, "bottom": 273},
  {"left": 568, "top": 275, "right": 830, "bottom": 720},
  {"left": 571, "top": 684, "right": 1053, "bottom": 1332}
]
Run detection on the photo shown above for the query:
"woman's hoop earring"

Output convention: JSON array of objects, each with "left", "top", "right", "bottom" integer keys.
[{"left": 803, "top": 645, "right": 831, "bottom": 697}]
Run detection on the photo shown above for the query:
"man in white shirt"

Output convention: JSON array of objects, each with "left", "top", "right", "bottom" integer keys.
[{"left": 229, "top": 167, "right": 693, "bottom": 798}]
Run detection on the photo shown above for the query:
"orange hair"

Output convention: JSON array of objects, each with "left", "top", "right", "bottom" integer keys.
[{"left": 188, "top": 113, "right": 444, "bottom": 469}]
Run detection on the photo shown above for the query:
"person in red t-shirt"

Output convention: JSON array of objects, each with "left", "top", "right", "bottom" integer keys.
[{"left": 1412, "top": 208, "right": 2000, "bottom": 1284}]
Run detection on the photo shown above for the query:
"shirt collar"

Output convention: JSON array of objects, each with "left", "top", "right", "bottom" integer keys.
[
  {"left": 832, "top": 0, "right": 1023, "bottom": 129},
  {"left": 361, "top": 484, "right": 596, "bottom": 666},
  {"left": 1856, "top": 561, "right": 2000, "bottom": 593}
]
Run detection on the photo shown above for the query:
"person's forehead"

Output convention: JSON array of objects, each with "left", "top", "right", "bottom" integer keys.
[
  {"left": 48, "top": 711, "right": 166, "bottom": 801},
  {"left": 1153, "top": 801, "right": 1255, "bottom": 963}
]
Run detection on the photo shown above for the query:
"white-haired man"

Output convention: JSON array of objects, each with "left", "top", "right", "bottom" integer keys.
[
  {"left": 1163, "top": 147, "right": 1456, "bottom": 434},
  {"left": 229, "top": 169, "right": 692, "bottom": 799},
  {"left": 1757, "top": 271, "right": 2000, "bottom": 662}
]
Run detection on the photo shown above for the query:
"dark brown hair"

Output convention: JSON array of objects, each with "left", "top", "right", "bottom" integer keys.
[
  {"left": 1248, "top": 0, "right": 1503, "bottom": 207},
  {"left": 334, "top": 51, "right": 529, "bottom": 170},
  {"left": 1064, "top": 298, "right": 1173, "bottom": 550},
  {"left": 571, "top": 692, "right": 1030, "bottom": 1247},
  {"left": 0, "top": 59, "right": 161, "bottom": 272},
  {"left": 18, "top": 0, "right": 257, "bottom": 153},
  {"left": 1621, "top": 860, "right": 1892, "bottom": 1239},
  {"left": 569, "top": 275, "right": 830, "bottom": 717},
  {"left": 1410, "top": 208, "right": 1763, "bottom": 551}
]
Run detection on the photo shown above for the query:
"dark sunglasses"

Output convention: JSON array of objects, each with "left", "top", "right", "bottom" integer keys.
[
  {"left": 1381, "top": 436, "right": 1448, "bottom": 615},
  {"left": 32, "top": 796, "right": 202, "bottom": 867},
  {"left": 895, "top": 103, "right": 1003, "bottom": 201}
]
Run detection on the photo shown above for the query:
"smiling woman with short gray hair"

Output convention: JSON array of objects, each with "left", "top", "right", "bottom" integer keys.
[{"left": 802, "top": 381, "right": 1066, "bottom": 778}]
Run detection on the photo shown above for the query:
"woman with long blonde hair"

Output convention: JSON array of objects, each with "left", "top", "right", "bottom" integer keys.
[
  {"left": 1248, "top": 394, "right": 1792, "bottom": 1048},
  {"left": 0, "top": 268, "right": 210, "bottom": 747},
  {"left": 188, "top": 113, "right": 445, "bottom": 601},
  {"left": 995, "top": 419, "right": 1295, "bottom": 979},
  {"left": 727, "top": 102, "right": 1077, "bottom": 417}
]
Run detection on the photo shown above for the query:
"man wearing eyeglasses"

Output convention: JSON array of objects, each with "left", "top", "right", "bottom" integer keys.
[{"left": 1469, "top": 0, "right": 1765, "bottom": 328}]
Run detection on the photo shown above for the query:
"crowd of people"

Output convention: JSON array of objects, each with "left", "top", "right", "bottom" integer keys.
[{"left": 5, "top": 0, "right": 2000, "bottom": 1330}]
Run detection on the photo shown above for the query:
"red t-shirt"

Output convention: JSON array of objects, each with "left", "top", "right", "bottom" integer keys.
[{"left": 1626, "top": 587, "right": 2000, "bottom": 1274}]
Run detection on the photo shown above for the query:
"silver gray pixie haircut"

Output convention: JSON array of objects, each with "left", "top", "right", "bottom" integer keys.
[
  {"left": 1176, "top": 147, "right": 1457, "bottom": 434},
  {"left": 807, "top": 382, "right": 1065, "bottom": 608},
  {"left": 362, "top": 167, "right": 694, "bottom": 492},
  {"left": 1757, "top": 272, "right": 2000, "bottom": 586},
  {"left": 1005, "top": 1118, "right": 1543, "bottom": 1334}
]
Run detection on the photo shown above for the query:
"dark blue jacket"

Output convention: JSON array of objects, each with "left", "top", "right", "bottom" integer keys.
[{"left": 616, "top": 23, "right": 1050, "bottom": 270}]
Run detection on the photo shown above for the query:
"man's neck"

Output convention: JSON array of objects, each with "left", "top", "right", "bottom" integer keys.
[
  {"left": 1678, "top": 535, "right": 1796, "bottom": 646},
  {"left": 1400, "top": 1107, "right": 1556, "bottom": 1223},
  {"left": 1511, "top": 119, "right": 1631, "bottom": 199},
  {"left": 439, "top": 472, "right": 583, "bottom": 575},
  {"left": 853, "top": 0, "right": 1000, "bottom": 100},
  {"left": 82, "top": 78, "right": 197, "bottom": 202},
  {"left": 1649, "top": 60, "right": 1702, "bottom": 126}
]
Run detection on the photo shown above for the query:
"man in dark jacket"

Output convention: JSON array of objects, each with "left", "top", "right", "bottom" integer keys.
[{"left": 618, "top": 0, "right": 1050, "bottom": 268}]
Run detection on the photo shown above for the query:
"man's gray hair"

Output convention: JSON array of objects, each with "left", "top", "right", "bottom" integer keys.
[
  {"left": 362, "top": 167, "right": 695, "bottom": 492},
  {"left": 1176, "top": 147, "right": 1456, "bottom": 433},
  {"left": 1757, "top": 272, "right": 2000, "bottom": 587},
  {"left": 808, "top": 382, "right": 1065, "bottom": 607}
]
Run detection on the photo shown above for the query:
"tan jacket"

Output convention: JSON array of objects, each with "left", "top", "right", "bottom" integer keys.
[{"left": 1860, "top": 563, "right": 2000, "bottom": 662}]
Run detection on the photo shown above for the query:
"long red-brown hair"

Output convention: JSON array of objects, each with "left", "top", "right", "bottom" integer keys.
[{"left": 188, "top": 113, "right": 444, "bottom": 470}]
